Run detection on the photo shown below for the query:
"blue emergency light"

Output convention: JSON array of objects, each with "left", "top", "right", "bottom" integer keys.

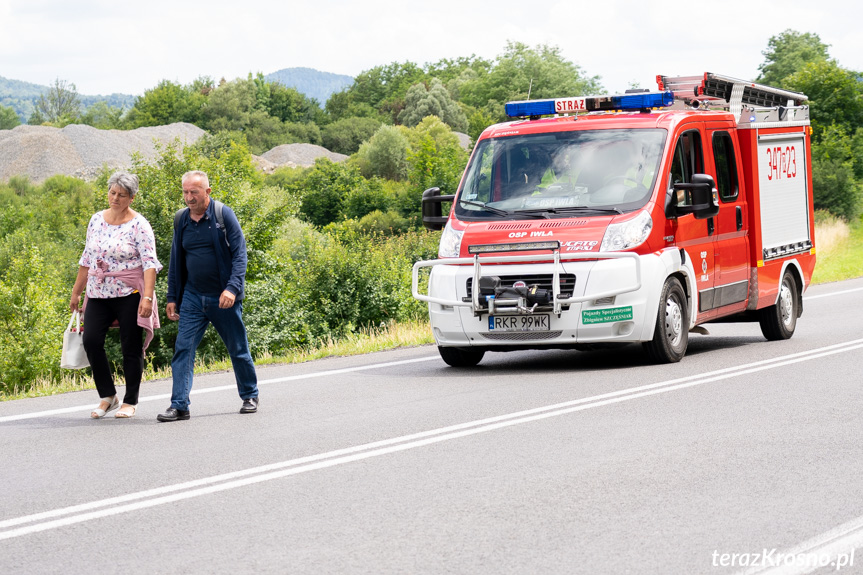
[{"left": 504, "top": 91, "right": 675, "bottom": 118}]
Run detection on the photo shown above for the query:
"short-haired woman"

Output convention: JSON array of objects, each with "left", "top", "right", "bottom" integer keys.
[{"left": 69, "top": 172, "right": 162, "bottom": 418}]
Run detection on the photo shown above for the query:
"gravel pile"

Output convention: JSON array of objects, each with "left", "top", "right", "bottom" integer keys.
[
  {"left": 261, "top": 143, "right": 347, "bottom": 168},
  {"left": 0, "top": 123, "right": 206, "bottom": 182}
]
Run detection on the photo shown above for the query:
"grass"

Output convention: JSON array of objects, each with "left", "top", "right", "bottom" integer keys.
[
  {"left": 811, "top": 215, "right": 863, "bottom": 284},
  {"left": 4, "top": 218, "right": 863, "bottom": 403}
]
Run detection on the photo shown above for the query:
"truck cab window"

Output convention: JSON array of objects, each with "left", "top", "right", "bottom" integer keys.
[
  {"left": 712, "top": 132, "right": 739, "bottom": 201},
  {"left": 669, "top": 130, "right": 704, "bottom": 206},
  {"left": 455, "top": 129, "right": 667, "bottom": 219}
]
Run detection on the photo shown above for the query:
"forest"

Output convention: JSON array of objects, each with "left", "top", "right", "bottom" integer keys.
[{"left": 0, "top": 32, "right": 861, "bottom": 395}]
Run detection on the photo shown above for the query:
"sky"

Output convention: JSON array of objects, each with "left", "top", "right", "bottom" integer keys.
[{"left": 1, "top": 0, "right": 861, "bottom": 98}]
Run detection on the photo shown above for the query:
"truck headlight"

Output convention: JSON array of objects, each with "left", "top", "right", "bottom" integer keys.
[
  {"left": 438, "top": 221, "right": 464, "bottom": 258},
  {"left": 600, "top": 210, "right": 653, "bottom": 251}
]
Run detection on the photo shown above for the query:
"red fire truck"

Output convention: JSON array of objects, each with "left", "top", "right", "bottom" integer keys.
[{"left": 413, "top": 72, "right": 816, "bottom": 366}]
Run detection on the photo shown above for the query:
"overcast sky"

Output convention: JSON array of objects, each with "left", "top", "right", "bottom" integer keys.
[{"left": 1, "top": 0, "right": 861, "bottom": 98}]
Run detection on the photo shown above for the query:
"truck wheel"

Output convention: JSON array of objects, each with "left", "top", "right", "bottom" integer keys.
[
  {"left": 438, "top": 346, "right": 485, "bottom": 367},
  {"left": 758, "top": 271, "right": 798, "bottom": 340},
  {"left": 643, "top": 277, "right": 688, "bottom": 363}
]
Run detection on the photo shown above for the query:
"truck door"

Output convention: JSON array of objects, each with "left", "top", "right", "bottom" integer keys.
[
  {"left": 667, "top": 127, "right": 715, "bottom": 322},
  {"left": 709, "top": 129, "right": 749, "bottom": 314}
]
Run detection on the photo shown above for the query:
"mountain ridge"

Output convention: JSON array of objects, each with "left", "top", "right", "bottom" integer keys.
[{"left": 1, "top": 67, "right": 355, "bottom": 122}]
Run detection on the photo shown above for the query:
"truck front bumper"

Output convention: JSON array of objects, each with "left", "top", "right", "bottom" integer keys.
[{"left": 412, "top": 251, "right": 672, "bottom": 348}]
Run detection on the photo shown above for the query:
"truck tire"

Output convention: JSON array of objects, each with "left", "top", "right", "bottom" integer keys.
[
  {"left": 758, "top": 271, "right": 798, "bottom": 340},
  {"left": 438, "top": 346, "right": 485, "bottom": 367},
  {"left": 643, "top": 277, "right": 688, "bottom": 363}
]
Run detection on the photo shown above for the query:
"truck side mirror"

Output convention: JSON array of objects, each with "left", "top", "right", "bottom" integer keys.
[
  {"left": 422, "top": 187, "right": 455, "bottom": 230},
  {"left": 671, "top": 174, "right": 719, "bottom": 220}
]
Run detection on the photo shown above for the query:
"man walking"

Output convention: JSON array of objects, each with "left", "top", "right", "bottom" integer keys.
[{"left": 157, "top": 170, "right": 259, "bottom": 421}]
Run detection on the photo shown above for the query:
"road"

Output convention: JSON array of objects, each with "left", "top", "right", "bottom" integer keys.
[{"left": 2, "top": 277, "right": 863, "bottom": 575}]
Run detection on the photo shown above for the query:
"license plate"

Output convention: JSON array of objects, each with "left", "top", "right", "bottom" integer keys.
[{"left": 488, "top": 315, "right": 550, "bottom": 332}]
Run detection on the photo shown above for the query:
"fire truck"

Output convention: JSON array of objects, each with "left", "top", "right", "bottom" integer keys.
[{"left": 413, "top": 72, "right": 816, "bottom": 366}]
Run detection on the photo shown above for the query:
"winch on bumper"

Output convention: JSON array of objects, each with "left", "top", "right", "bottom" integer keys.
[{"left": 412, "top": 250, "right": 664, "bottom": 349}]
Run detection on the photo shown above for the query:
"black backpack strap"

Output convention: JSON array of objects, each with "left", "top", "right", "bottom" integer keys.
[
  {"left": 173, "top": 207, "right": 188, "bottom": 231},
  {"left": 213, "top": 200, "right": 229, "bottom": 248},
  {"left": 174, "top": 202, "right": 229, "bottom": 248}
]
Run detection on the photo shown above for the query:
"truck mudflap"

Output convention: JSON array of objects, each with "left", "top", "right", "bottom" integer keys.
[{"left": 412, "top": 250, "right": 642, "bottom": 315}]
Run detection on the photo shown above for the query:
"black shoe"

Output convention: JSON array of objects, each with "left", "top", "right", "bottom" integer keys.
[
  {"left": 240, "top": 397, "right": 258, "bottom": 414},
  {"left": 157, "top": 408, "right": 190, "bottom": 422}
]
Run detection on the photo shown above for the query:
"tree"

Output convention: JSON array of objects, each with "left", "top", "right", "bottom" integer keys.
[
  {"left": 127, "top": 79, "right": 207, "bottom": 127},
  {"left": 757, "top": 30, "right": 830, "bottom": 87},
  {"left": 321, "top": 116, "right": 382, "bottom": 155},
  {"left": 0, "top": 105, "right": 20, "bottom": 129},
  {"left": 269, "top": 81, "right": 321, "bottom": 124},
  {"left": 459, "top": 42, "right": 603, "bottom": 121},
  {"left": 783, "top": 60, "right": 863, "bottom": 140},
  {"left": 398, "top": 78, "right": 468, "bottom": 132},
  {"left": 342, "top": 62, "right": 426, "bottom": 122},
  {"left": 355, "top": 125, "right": 411, "bottom": 181},
  {"left": 810, "top": 125, "right": 863, "bottom": 220},
  {"left": 33, "top": 78, "right": 81, "bottom": 125},
  {"left": 406, "top": 116, "right": 468, "bottom": 196},
  {"left": 79, "top": 101, "right": 124, "bottom": 129},
  {"left": 297, "top": 159, "right": 372, "bottom": 226}
]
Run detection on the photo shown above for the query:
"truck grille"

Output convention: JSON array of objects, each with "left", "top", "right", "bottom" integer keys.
[
  {"left": 480, "top": 331, "right": 563, "bottom": 341},
  {"left": 466, "top": 274, "right": 576, "bottom": 298}
]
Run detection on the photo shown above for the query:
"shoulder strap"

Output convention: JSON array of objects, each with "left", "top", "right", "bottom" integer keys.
[
  {"left": 173, "top": 207, "right": 188, "bottom": 231},
  {"left": 173, "top": 202, "right": 230, "bottom": 248},
  {"left": 212, "top": 200, "right": 229, "bottom": 248}
]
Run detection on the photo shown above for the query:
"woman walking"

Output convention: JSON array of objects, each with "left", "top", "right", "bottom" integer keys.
[{"left": 69, "top": 172, "right": 162, "bottom": 418}]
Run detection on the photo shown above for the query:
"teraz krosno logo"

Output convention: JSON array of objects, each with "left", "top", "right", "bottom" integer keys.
[{"left": 711, "top": 548, "right": 855, "bottom": 570}]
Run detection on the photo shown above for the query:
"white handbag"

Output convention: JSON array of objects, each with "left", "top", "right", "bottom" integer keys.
[{"left": 60, "top": 311, "right": 90, "bottom": 369}]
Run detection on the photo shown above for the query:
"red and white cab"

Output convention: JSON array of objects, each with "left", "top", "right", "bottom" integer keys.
[{"left": 413, "top": 73, "right": 816, "bottom": 367}]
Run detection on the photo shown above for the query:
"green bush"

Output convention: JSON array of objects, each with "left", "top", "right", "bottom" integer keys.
[
  {"left": 322, "top": 117, "right": 384, "bottom": 155},
  {"left": 282, "top": 229, "right": 440, "bottom": 340},
  {"left": 354, "top": 125, "right": 410, "bottom": 181},
  {"left": 0, "top": 245, "right": 68, "bottom": 394}
]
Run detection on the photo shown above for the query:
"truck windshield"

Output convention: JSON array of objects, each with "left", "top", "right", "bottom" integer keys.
[{"left": 455, "top": 129, "right": 667, "bottom": 219}]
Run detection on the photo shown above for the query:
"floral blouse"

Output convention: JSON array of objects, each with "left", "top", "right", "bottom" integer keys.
[{"left": 79, "top": 211, "right": 163, "bottom": 299}]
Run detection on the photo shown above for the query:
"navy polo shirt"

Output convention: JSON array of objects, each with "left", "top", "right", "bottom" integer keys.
[{"left": 182, "top": 213, "right": 222, "bottom": 297}]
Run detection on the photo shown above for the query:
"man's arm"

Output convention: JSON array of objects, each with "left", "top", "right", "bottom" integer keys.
[
  {"left": 222, "top": 205, "right": 247, "bottom": 302},
  {"left": 166, "top": 216, "right": 182, "bottom": 305}
]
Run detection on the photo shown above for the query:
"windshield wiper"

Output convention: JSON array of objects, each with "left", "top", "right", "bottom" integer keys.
[
  {"left": 458, "top": 199, "right": 513, "bottom": 217},
  {"left": 514, "top": 206, "right": 624, "bottom": 216}
]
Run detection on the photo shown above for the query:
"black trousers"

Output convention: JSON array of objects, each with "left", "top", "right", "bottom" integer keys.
[{"left": 82, "top": 294, "right": 144, "bottom": 405}]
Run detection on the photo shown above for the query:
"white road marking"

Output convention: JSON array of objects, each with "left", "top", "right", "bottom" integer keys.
[
  {"left": 803, "top": 286, "right": 863, "bottom": 301},
  {"left": 0, "top": 356, "right": 440, "bottom": 423},
  {"left": 2, "top": 338, "right": 862, "bottom": 541}
]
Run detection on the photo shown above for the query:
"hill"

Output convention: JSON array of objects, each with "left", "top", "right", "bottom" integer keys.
[
  {"left": 0, "top": 76, "right": 136, "bottom": 123},
  {"left": 264, "top": 67, "right": 353, "bottom": 104},
  {"left": 0, "top": 122, "right": 205, "bottom": 182}
]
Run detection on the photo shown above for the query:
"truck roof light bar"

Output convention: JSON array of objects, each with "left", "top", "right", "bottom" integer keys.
[{"left": 504, "top": 91, "right": 674, "bottom": 118}]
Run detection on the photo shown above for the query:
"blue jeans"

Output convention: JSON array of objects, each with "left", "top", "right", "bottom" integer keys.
[{"left": 170, "top": 290, "right": 258, "bottom": 410}]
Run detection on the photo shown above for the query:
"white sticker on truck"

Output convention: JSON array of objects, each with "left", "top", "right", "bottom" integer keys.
[{"left": 757, "top": 134, "right": 811, "bottom": 253}]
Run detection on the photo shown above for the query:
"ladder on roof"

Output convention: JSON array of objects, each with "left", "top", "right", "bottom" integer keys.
[{"left": 656, "top": 72, "right": 807, "bottom": 118}]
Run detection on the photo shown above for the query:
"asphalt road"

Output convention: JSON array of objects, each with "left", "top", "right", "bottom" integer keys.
[{"left": 2, "top": 277, "right": 863, "bottom": 575}]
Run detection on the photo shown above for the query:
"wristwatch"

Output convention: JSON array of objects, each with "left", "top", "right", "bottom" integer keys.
[{"left": 143, "top": 296, "right": 153, "bottom": 302}]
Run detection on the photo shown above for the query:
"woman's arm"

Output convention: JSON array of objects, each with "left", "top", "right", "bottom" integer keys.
[
  {"left": 138, "top": 267, "right": 157, "bottom": 318},
  {"left": 70, "top": 266, "right": 89, "bottom": 312}
]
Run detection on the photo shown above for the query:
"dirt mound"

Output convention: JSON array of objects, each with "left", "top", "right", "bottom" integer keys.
[
  {"left": 0, "top": 123, "right": 206, "bottom": 182},
  {"left": 261, "top": 143, "right": 347, "bottom": 168}
]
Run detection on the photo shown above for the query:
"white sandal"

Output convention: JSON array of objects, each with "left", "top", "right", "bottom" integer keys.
[
  {"left": 114, "top": 404, "right": 137, "bottom": 418},
  {"left": 90, "top": 395, "right": 119, "bottom": 419}
]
